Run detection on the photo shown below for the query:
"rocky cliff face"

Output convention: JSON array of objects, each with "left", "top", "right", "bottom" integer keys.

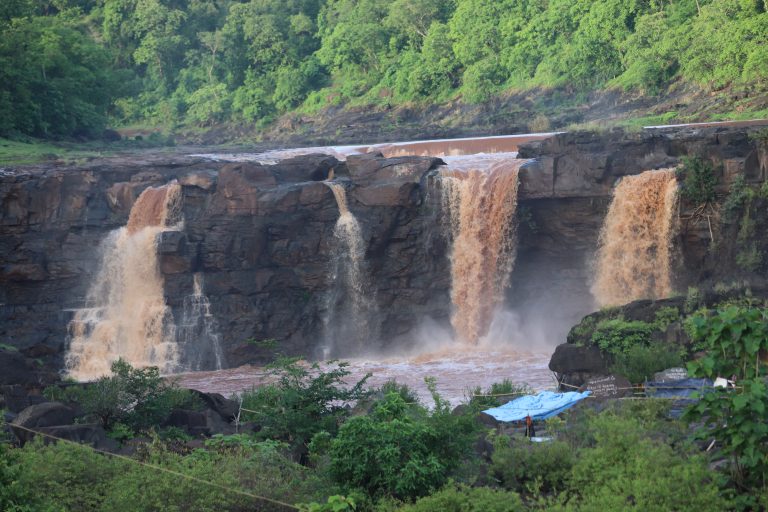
[
  {"left": 0, "top": 152, "right": 449, "bottom": 379},
  {"left": 2, "top": 123, "right": 768, "bottom": 382}
]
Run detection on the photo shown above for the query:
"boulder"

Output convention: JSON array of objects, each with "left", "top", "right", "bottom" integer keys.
[
  {"left": 11, "top": 402, "right": 76, "bottom": 443},
  {"left": 37, "top": 424, "right": 119, "bottom": 451},
  {"left": 548, "top": 344, "right": 607, "bottom": 375},
  {"left": 191, "top": 391, "right": 239, "bottom": 421}
]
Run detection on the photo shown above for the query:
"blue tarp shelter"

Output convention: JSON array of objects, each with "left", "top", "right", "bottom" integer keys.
[{"left": 482, "top": 390, "right": 591, "bottom": 422}]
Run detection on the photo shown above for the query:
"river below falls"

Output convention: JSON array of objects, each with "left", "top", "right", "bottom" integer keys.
[{"left": 175, "top": 348, "right": 555, "bottom": 406}]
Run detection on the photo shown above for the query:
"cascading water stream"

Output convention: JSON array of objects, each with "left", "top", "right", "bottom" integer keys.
[
  {"left": 178, "top": 272, "right": 225, "bottom": 372},
  {"left": 438, "top": 156, "right": 523, "bottom": 344},
  {"left": 65, "top": 182, "right": 182, "bottom": 380},
  {"left": 322, "top": 182, "right": 374, "bottom": 356},
  {"left": 591, "top": 169, "right": 679, "bottom": 307}
]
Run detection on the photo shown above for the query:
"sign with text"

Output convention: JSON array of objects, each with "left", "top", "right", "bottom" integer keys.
[{"left": 585, "top": 375, "right": 628, "bottom": 398}]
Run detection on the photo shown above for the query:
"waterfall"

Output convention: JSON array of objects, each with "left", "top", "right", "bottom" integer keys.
[
  {"left": 178, "top": 272, "right": 225, "bottom": 371},
  {"left": 591, "top": 169, "right": 679, "bottom": 307},
  {"left": 65, "top": 182, "right": 182, "bottom": 380},
  {"left": 439, "top": 156, "right": 523, "bottom": 344},
  {"left": 322, "top": 182, "right": 374, "bottom": 356}
]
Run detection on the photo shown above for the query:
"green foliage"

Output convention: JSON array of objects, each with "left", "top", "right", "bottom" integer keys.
[
  {"left": 685, "top": 305, "right": 768, "bottom": 493},
  {"left": 379, "top": 379, "right": 421, "bottom": 405},
  {"left": 0, "top": 443, "right": 37, "bottom": 512},
  {"left": 565, "top": 412, "right": 728, "bottom": 511},
  {"left": 64, "top": 358, "right": 201, "bottom": 432},
  {"left": 466, "top": 379, "right": 532, "bottom": 410},
  {"left": 590, "top": 318, "right": 654, "bottom": 355},
  {"left": 653, "top": 306, "right": 681, "bottom": 330},
  {"left": 106, "top": 422, "right": 134, "bottom": 443},
  {"left": 610, "top": 342, "right": 684, "bottom": 383},
  {"left": 722, "top": 175, "right": 754, "bottom": 223},
  {"left": 300, "top": 494, "right": 357, "bottom": 512},
  {"left": 685, "top": 286, "right": 703, "bottom": 313},
  {"left": 677, "top": 156, "right": 717, "bottom": 205},
  {"left": 491, "top": 438, "right": 574, "bottom": 494},
  {"left": 399, "top": 483, "right": 524, "bottom": 512},
  {"left": 8, "top": 435, "right": 328, "bottom": 511},
  {"left": 329, "top": 388, "right": 478, "bottom": 500},
  {"left": 686, "top": 306, "right": 768, "bottom": 380},
  {"left": 240, "top": 357, "right": 371, "bottom": 448},
  {"left": 736, "top": 243, "right": 763, "bottom": 272},
  {"left": 569, "top": 315, "right": 597, "bottom": 344},
  {"left": 3, "top": 0, "right": 767, "bottom": 136}
]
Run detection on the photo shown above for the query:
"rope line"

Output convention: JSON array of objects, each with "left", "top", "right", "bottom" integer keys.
[{"left": 7, "top": 422, "right": 300, "bottom": 511}]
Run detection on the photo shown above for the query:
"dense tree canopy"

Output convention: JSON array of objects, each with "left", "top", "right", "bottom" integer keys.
[{"left": 0, "top": 0, "right": 766, "bottom": 138}]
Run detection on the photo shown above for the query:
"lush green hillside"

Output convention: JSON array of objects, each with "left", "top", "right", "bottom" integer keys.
[{"left": 1, "top": 0, "right": 767, "bottom": 140}]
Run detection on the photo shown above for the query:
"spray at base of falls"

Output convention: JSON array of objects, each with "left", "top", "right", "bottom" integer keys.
[
  {"left": 322, "top": 182, "right": 375, "bottom": 356},
  {"left": 178, "top": 273, "right": 225, "bottom": 372},
  {"left": 65, "top": 182, "right": 182, "bottom": 380},
  {"left": 591, "top": 169, "right": 679, "bottom": 307},
  {"left": 439, "top": 156, "right": 523, "bottom": 344}
]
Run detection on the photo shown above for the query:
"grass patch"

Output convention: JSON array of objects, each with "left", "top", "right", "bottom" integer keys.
[{"left": 0, "top": 138, "right": 106, "bottom": 166}]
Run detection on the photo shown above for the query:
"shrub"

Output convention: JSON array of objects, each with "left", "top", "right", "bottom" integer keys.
[
  {"left": 467, "top": 379, "right": 532, "bottom": 410},
  {"left": 609, "top": 342, "right": 684, "bottom": 384},
  {"left": 685, "top": 306, "right": 768, "bottom": 492},
  {"left": 491, "top": 438, "right": 574, "bottom": 494},
  {"left": 65, "top": 359, "right": 201, "bottom": 432},
  {"left": 240, "top": 357, "right": 371, "bottom": 448},
  {"left": 736, "top": 243, "right": 763, "bottom": 272},
  {"left": 0, "top": 443, "right": 38, "bottom": 512},
  {"left": 590, "top": 318, "right": 654, "bottom": 355},
  {"left": 566, "top": 413, "right": 729, "bottom": 511},
  {"left": 722, "top": 175, "right": 754, "bottom": 223},
  {"left": 329, "top": 390, "right": 477, "bottom": 501},
  {"left": 676, "top": 156, "right": 716, "bottom": 205},
  {"left": 379, "top": 379, "right": 421, "bottom": 406},
  {"left": 399, "top": 483, "right": 524, "bottom": 512}
]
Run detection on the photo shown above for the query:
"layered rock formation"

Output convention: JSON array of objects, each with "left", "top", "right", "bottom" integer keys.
[
  {"left": 2, "top": 123, "right": 768, "bottom": 381},
  {"left": 1, "top": 151, "right": 449, "bottom": 377}
]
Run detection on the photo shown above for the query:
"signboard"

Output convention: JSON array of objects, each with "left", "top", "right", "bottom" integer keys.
[
  {"left": 653, "top": 367, "right": 689, "bottom": 382},
  {"left": 585, "top": 375, "right": 628, "bottom": 398}
]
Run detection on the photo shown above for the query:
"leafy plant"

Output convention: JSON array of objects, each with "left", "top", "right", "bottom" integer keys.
[
  {"left": 466, "top": 380, "right": 532, "bottom": 410},
  {"left": 329, "top": 388, "right": 477, "bottom": 501},
  {"left": 722, "top": 175, "right": 754, "bottom": 223},
  {"left": 590, "top": 318, "right": 654, "bottom": 355},
  {"left": 491, "top": 437, "right": 573, "bottom": 494},
  {"left": 64, "top": 359, "right": 200, "bottom": 432},
  {"left": 685, "top": 306, "right": 768, "bottom": 492},
  {"left": 240, "top": 357, "right": 371, "bottom": 448},
  {"left": 610, "top": 342, "right": 684, "bottom": 384},
  {"left": 676, "top": 156, "right": 717, "bottom": 205},
  {"left": 399, "top": 483, "right": 524, "bottom": 512}
]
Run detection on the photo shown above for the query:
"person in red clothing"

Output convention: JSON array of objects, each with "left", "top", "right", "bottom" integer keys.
[{"left": 525, "top": 415, "right": 536, "bottom": 438}]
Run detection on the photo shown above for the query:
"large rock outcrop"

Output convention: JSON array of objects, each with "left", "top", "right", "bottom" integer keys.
[{"left": 2, "top": 123, "right": 768, "bottom": 379}]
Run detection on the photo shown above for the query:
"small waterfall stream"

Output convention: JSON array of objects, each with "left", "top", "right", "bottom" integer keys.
[
  {"left": 322, "top": 181, "right": 375, "bottom": 356},
  {"left": 178, "top": 272, "right": 225, "bottom": 372}
]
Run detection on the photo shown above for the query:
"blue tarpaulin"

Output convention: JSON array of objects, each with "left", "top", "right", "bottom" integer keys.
[
  {"left": 482, "top": 390, "right": 592, "bottom": 422},
  {"left": 644, "top": 378, "right": 713, "bottom": 418}
]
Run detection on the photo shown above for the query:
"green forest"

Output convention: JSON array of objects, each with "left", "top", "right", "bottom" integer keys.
[{"left": 1, "top": 0, "right": 767, "bottom": 139}]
